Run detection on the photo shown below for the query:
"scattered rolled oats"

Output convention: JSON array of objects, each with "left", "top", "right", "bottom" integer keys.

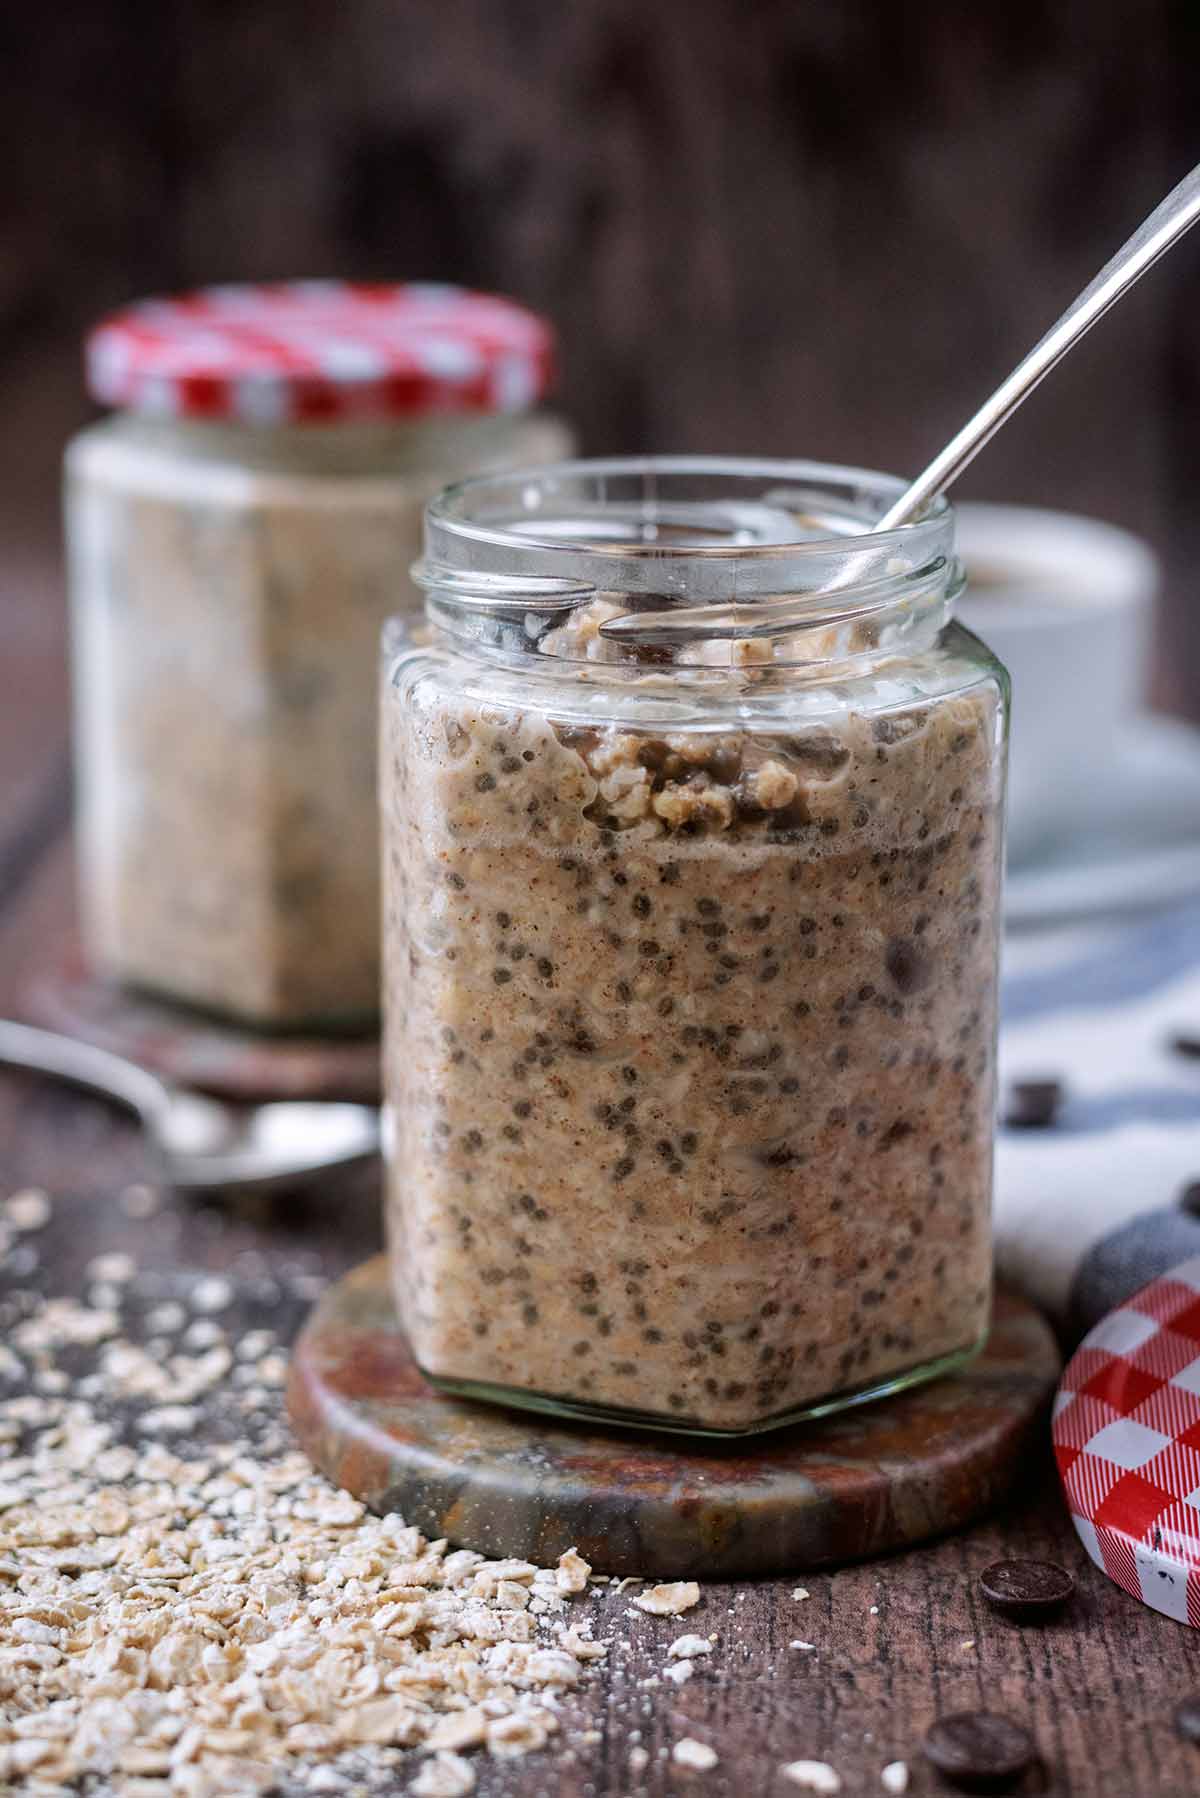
[
  {"left": 781, "top": 1761, "right": 842, "bottom": 1793},
  {"left": 673, "top": 1737, "right": 719, "bottom": 1770},
  {"left": 486, "top": 1708, "right": 555, "bottom": 1757},
  {"left": 792, "top": 1587, "right": 810, "bottom": 1601},
  {"left": 86, "top": 1251, "right": 137, "bottom": 1284},
  {"left": 425, "top": 1708, "right": 489, "bottom": 1752},
  {"left": 629, "top": 1743, "right": 650, "bottom": 1772},
  {"left": 15, "top": 1296, "right": 117, "bottom": 1349},
  {"left": 880, "top": 1762, "right": 909, "bottom": 1794},
  {"left": 663, "top": 1660, "right": 694, "bottom": 1686},
  {"left": 139, "top": 1403, "right": 201, "bottom": 1434},
  {"left": 144, "top": 1301, "right": 187, "bottom": 1335},
  {"left": 182, "top": 1318, "right": 224, "bottom": 1349},
  {"left": 410, "top": 1750, "right": 476, "bottom": 1795},
  {"left": 5, "top": 1188, "right": 51, "bottom": 1231},
  {"left": 667, "top": 1633, "right": 713, "bottom": 1659},
  {"left": 632, "top": 1581, "right": 700, "bottom": 1616},
  {"left": 555, "top": 1545, "right": 592, "bottom": 1594},
  {"left": 119, "top": 1183, "right": 160, "bottom": 1219},
  {"left": 189, "top": 1275, "right": 234, "bottom": 1313},
  {"left": 0, "top": 1262, "right": 615, "bottom": 1797}
]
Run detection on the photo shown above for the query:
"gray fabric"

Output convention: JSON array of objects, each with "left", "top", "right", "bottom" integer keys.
[{"left": 1068, "top": 1206, "right": 1200, "bottom": 1342}]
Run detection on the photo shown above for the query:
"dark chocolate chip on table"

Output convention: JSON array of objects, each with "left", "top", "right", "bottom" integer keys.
[
  {"left": 923, "top": 1711, "right": 1037, "bottom": 1790},
  {"left": 1004, "top": 1079, "right": 1063, "bottom": 1129},
  {"left": 1180, "top": 1182, "right": 1200, "bottom": 1219},
  {"left": 1175, "top": 1696, "right": 1200, "bottom": 1744},
  {"left": 1170, "top": 1031, "right": 1200, "bottom": 1060},
  {"left": 979, "top": 1558, "right": 1074, "bottom": 1619}
]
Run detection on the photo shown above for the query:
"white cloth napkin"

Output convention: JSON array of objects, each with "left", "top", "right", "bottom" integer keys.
[{"left": 997, "top": 912, "right": 1200, "bottom": 1333}]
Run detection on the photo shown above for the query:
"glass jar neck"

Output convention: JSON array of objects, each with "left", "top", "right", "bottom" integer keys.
[{"left": 414, "top": 457, "right": 962, "bottom": 680}]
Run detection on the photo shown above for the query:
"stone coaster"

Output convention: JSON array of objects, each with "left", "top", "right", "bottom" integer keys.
[
  {"left": 288, "top": 1256, "right": 1061, "bottom": 1578},
  {"left": 21, "top": 945, "right": 381, "bottom": 1103}
]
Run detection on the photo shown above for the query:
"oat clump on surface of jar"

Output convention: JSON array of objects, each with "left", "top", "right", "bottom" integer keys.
[{"left": 383, "top": 458, "right": 1008, "bottom": 1436}]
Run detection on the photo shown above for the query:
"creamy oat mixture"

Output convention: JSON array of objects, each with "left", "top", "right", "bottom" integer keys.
[
  {"left": 383, "top": 614, "right": 1005, "bottom": 1432},
  {"left": 66, "top": 414, "right": 571, "bottom": 1029}
]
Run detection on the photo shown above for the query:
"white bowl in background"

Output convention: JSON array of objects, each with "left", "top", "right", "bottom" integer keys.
[{"left": 953, "top": 503, "right": 1159, "bottom": 865}]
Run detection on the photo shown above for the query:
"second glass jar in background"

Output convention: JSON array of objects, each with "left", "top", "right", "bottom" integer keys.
[
  {"left": 66, "top": 283, "right": 573, "bottom": 1030},
  {"left": 382, "top": 457, "right": 1009, "bottom": 1437}
]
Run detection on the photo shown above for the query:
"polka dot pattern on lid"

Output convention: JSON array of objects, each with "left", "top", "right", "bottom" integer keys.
[{"left": 85, "top": 282, "right": 556, "bottom": 424}]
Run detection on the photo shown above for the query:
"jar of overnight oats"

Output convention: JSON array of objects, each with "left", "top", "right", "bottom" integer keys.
[
  {"left": 382, "top": 458, "right": 1009, "bottom": 1436},
  {"left": 65, "top": 282, "right": 572, "bottom": 1030}
]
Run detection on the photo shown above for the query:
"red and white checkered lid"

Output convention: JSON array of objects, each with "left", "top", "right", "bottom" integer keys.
[
  {"left": 85, "top": 281, "right": 556, "bottom": 425},
  {"left": 1054, "top": 1255, "right": 1200, "bottom": 1626}
]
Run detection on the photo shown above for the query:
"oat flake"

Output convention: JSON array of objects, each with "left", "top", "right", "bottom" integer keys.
[
  {"left": 632, "top": 1580, "right": 700, "bottom": 1616},
  {"left": 4, "top": 1189, "right": 51, "bottom": 1231},
  {"left": 189, "top": 1275, "right": 234, "bottom": 1313},
  {"left": 410, "top": 1749, "right": 476, "bottom": 1795},
  {"left": 555, "top": 1546, "right": 592, "bottom": 1594},
  {"left": 781, "top": 1761, "right": 842, "bottom": 1793},
  {"left": 673, "top": 1737, "right": 719, "bottom": 1770}
]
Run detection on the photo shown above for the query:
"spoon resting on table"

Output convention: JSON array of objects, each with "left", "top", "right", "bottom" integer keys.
[{"left": 0, "top": 1019, "right": 379, "bottom": 1196}]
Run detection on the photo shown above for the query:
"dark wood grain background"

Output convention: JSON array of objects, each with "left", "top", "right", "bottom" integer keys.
[{"left": 2, "top": 0, "right": 1200, "bottom": 705}]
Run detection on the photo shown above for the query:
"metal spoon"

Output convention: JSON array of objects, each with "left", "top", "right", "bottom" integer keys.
[
  {"left": 876, "top": 161, "right": 1200, "bottom": 532},
  {"left": 0, "top": 1019, "right": 379, "bottom": 1195}
]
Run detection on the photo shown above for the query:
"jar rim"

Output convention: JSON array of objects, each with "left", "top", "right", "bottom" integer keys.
[
  {"left": 414, "top": 457, "right": 959, "bottom": 661},
  {"left": 427, "top": 452, "right": 947, "bottom": 546}
]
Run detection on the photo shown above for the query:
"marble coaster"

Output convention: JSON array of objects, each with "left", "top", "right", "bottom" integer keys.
[{"left": 288, "top": 1256, "right": 1061, "bottom": 1578}]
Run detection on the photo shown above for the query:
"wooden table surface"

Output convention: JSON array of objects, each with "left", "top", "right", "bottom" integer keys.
[{"left": 4, "top": 601, "right": 1200, "bottom": 1796}]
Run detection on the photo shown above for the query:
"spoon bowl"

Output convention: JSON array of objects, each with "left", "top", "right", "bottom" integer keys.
[{"left": 0, "top": 1019, "right": 380, "bottom": 1195}]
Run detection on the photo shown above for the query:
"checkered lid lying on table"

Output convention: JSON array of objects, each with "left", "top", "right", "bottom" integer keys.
[
  {"left": 1055, "top": 1256, "right": 1200, "bottom": 1626},
  {"left": 85, "top": 282, "right": 556, "bottom": 424}
]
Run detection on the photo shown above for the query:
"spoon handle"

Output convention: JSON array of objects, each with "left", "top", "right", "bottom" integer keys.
[
  {"left": 877, "top": 163, "right": 1200, "bottom": 533},
  {"left": 0, "top": 1018, "right": 170, "bottom": 1122}
]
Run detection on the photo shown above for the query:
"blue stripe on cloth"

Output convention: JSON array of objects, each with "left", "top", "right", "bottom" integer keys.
[{"left": 1003, "top": 901, "right": 1200, "bottom": 1024}]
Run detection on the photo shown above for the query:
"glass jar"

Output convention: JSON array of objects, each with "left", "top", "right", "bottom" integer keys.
[
  {"left": 382, "top": 457, "right": 1008, "bottom": 1437},
  {"left": 66, "top": 283, "right": 573, "bottom": 1030}
]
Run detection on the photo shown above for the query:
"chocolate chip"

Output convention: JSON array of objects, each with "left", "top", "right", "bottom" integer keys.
[
  {"left": 885, "top": 936, "right": 930, "bottom": 995},
  {"left": 923, "top": 1712, "right": 1036, "bottom": 1789},
  {"left": 1180, "top": 1182, "right": 1200, "bottom": 1218},
  {"left": 1174, "top": 1696, "right": 1200, "bottom": 1743},
  {"left": 1004, "top": 1079, "right": 1062, "bottom": 1129},
  {"left": 1171, "top": 1031, "right": 1200, "bottom": 1060},
  {"left": 979, "top": 1559, "right": 1074, "bottom": 1619}
]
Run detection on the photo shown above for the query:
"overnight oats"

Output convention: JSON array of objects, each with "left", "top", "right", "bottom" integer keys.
[
  {"left": 66, "top": 283, "right": 571, "bottom": 1029},
  {"left": 382, "top": 459, "right": 1008, "bottom": 1435}
]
